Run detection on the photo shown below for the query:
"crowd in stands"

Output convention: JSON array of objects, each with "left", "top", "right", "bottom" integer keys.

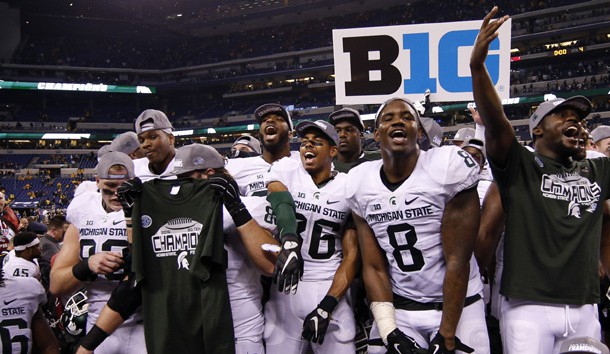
[{"left": 12, "top": 0, "right": 590, "bottom": 70}]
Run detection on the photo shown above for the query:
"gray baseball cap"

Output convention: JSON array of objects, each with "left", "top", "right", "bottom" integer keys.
[
  {"left": 559, "top": 336, "right": 609, "bottom": 354},
  {"left": 328, "top": 108, "right": 365, "bottom": 132},
  {"left": 172, "top": 144, "right": 226, "bottom": 176},
  {"left": 452, "top": 127, "right": 476, "bottom": 142},
  {"left": 232, "top": 135, "right": 262, "bottom": 154},
  {"left": 135, "top": 109, "right": 173, "bottom": 135},
  {"left": 254, "top": 103, "right": 294, "bottom": 131},
  {"left": 529, "top": 96, "right": 591, "bottom": 137},
  {"left": 296, "top": 120, "right": 340, "bottom": 146},
  {"left": 97, "top": 144, "right": 114, "bottom": 160},
  {"left": 95, "top": 151, "right": 134, "bottom": 180},
  {"left": 110, "top": 132, "right": 140, "bottom": 155},
  {"left": 590, "top": 125, "right": 610, "bottom": 143},
  {"left": 420, "top": 117, "right": 444, "bottom": 149}
]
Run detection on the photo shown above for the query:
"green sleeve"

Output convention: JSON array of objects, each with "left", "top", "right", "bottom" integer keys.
[{"left": 266, "top": 191, "right": 298, "bottom": 237}]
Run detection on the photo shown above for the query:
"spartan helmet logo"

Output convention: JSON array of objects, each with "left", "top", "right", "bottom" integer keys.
[
  {"left": 177, "top": 251, "right": 190, "bottom": 270},
  {"left": 389, "top": 197, "right": 397, "bottom": 206},
  {"left": 313, "top": 192, "right": 320, "bottom": 200},
  {"left": 568, "top": 201, "right": 581, "bottom": 218}
]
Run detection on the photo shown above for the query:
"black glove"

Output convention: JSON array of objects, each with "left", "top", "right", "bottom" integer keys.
[
  {"left": 273, "top": 233, "right": 303, "bottom": 294},
  {"left": 427, "top": 332, "right": 473, "bottom": 354},
  {"left": 302, "top": 295, "right": 338, "bottom": 344},
  {"left": 207, "top": 174, "right": 252, "bottom": 227},
  {"left": 117, "top": 177, "right": 142, "bottom": 219},
  {"left": 386, "top": 328, "right": 423, "bottom": 354}
]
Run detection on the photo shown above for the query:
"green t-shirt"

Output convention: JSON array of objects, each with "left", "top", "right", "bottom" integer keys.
[
  {"left": 490, "top": 139, "right": 610, "bottom": 305},
  {"left": 132, "top": 178, "right": 234, "bottom": 354}
]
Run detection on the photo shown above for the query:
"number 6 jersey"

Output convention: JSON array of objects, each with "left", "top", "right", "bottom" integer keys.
[
  {"left": 266, "top": 157, "right": 350, "bottom": 281},
  {"left": 346, "top": 146, "right": 482, "bottom": 302}
]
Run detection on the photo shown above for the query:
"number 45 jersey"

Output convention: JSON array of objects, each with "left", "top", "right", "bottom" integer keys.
[
  {"left": 266, "top": 157, "right": 350, "bottom": 281},
  {"left": 346, "top": 146, "right": 481, "bottom": 303}
]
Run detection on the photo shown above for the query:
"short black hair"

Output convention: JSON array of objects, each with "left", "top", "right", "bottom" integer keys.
[{"left": 48, "top": 215, "right": 67, "bottom": 229}]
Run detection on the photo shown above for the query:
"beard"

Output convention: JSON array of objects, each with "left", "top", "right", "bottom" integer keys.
[{"left": 262, "top": 131, "right": 290, "bottom": 153}]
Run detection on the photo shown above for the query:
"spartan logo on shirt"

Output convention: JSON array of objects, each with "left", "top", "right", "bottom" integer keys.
[
  {"left": 540, "top": 172, "right": 601, "bottom": 217},
  {"left": 151, "top": 217, "right": 202, "bottom": 260}
]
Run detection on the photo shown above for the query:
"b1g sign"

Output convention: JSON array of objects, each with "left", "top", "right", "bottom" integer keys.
[{"left": 332, "top": 19, "right": 511, "bottom": 104}]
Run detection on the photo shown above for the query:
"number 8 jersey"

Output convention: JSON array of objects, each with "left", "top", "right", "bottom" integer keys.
[
  {"left": 266, "top": 157, "right": 350, "bottom": 281},
  {"left": 346, "top": 146, "right": 482, "bottom": 302}
]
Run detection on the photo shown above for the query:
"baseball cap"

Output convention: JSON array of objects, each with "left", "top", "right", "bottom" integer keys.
[
  {"left": 559, "top": 337, "right": 609, "bottom": 354},
  {"left": 97, "top": 144, "right": 113, "bottom": 160},
  {"left": 462, "top": 138, "right": 486, "bottom": 157},
  {"left": 95, "top": 151, "right": 135, "bottom": 180},
  {"left": 254, "top": 103, "right": 294, "bottom": 131},
  {"left": 135, "top": 109, "right": 173, "bottom": 135},
  {"left": 172, "top": 144, "right": 226, "bottom": 176},
  {"left": 420, "top": 117, "right": 444, "bottom": 149},
  {"left": 529, "top": 96, "right": 592, "bottom": 137},
  {"left": 590, "top": 125, "right": 610, "bottom": 143},
  {"left": 12, "top": 231, "right": 40, "bottom": 251},
  {"left": 296, "top": 120, "right": 340, "bottom": 146},
  {"left": 110, "top": 132, "right": 140, "bottom": 155},
  {"left": 232, "top": 134, "right": 262, "bottom": 154},
  {"left": 328, "top": 108, "right": 365, "bottom": 132},
  {"left": 374, "top": 97, "right": 421, "bottom": 128},
  {"left": 452, "top": 127, "right": 476, "bottom": 142}
]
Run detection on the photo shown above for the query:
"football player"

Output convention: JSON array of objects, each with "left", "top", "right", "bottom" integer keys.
[
  {"left": 132, "top": 109, "right": 176, "bottom": 181},
  {"left": 3, "top": 231, "right": 42, "bottom": 280},
  {"left": 0, "top": 269, "right": 59, "bottom": 353},
  {"left": 471, "top": 7, "right": 610, "bottom": 353},
  {"left": 50, "top": 151, "right": 146, "bottom": 354},
  {"left": 346, "top": 98, "right": 489, "bottom": 354},
  {"left": 264, "top": 120, "right": 359, "bottom": 354}
]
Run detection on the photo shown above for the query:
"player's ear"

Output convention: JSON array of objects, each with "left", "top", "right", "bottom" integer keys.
[
  {"left": 329, "top": 145, "right": 338, "bottom": 158},
  {"left": 532, "top": 125, "right": 543, "bottom": 139},
  {"left": 374, "top": 128, "right": 380, "bottom": 142}
]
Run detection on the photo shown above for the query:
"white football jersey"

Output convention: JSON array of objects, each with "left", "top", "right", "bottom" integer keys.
[
  {"left": 0, "top": 276, "right": 46, "bottom": 353},
  {"left": 266, "top": 157, "right": 349, "bottom": 281},
  {"left": 133, "top": 156, "right": 176, "bottom": 182},
  {"left": 67, "top": 191, "right": 137, "bottom": 323},
  {"left": 226, "top": 151, "right": 300, "bottom": 196},
  {"left": 3, "top": 256, "right": 41, "bottom": 280},
  {"left": 346, "top": 146, "right": 482, "bottom": 302},
  {"left": 222, "top": 197, "right": 277, "bottom": 339}
]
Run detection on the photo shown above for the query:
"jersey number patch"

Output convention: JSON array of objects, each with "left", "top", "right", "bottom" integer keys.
[
  {"left": 0, "top": 318, "right": 29, "bottom": 354},
  {"left": 296, "top": 213, "right": 340, "bottom": 259},
  {"left": 387, "top": 223, "right": 425, "bottom": 272}
]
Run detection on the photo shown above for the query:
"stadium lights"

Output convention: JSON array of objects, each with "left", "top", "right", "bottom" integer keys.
[
  {"left": 41, "top": 133, "right": 91, "bottom": 140},
  {"left": 172, "top": 130, "right": 194, "bottom": 137}
]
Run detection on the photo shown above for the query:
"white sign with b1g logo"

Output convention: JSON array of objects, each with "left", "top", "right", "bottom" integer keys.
[{"left": 332, "top": 18, "right": 512, "bottom": 104}]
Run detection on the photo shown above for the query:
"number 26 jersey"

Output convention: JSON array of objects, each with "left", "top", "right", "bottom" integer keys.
[{"left": 346, "top": 146, "right": 481, "bottom": 303}]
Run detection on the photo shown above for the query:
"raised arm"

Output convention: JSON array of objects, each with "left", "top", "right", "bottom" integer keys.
[
  {"left": 470, "top": 7, "right": 513, "bottom": 167},
  {"left": 437, "top": 187, "right": 480, "bottom": 351}
]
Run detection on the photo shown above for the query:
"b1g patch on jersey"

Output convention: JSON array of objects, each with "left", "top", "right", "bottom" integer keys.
[
  {"left": 141, "top": 215, "right": 152, "bottom": 228},
  {"left": 151, "top": 218, "right": 202, "bottom": 264},
  {"left": 540, "top": 172, "right": 601, "bottom": 217}
]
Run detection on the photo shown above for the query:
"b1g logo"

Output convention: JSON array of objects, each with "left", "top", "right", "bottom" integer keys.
[{"left": 332, "top": 19, "right": 511, "bottom": 104}]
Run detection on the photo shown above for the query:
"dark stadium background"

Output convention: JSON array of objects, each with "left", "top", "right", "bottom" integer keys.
[{"left": 0, "top": 0, "right": 609, "bottom": 216}]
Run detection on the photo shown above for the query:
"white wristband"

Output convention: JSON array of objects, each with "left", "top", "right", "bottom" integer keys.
[{"left": 370, "top": 301, "right": 397, "bottom": 344}]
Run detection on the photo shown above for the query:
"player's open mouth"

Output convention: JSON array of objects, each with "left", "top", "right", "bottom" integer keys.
[
  {"left": 265, "top": 126, "right": 278, "bottom": 136},
  {"left": 563, "top": 126, "right": 579, "bottom": 138},
  {"left": 303, "top": 151, "right": 316, "bottom": 162},
  {"left": 389, "top": 129, "right": 407, "bottom": 143}
]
